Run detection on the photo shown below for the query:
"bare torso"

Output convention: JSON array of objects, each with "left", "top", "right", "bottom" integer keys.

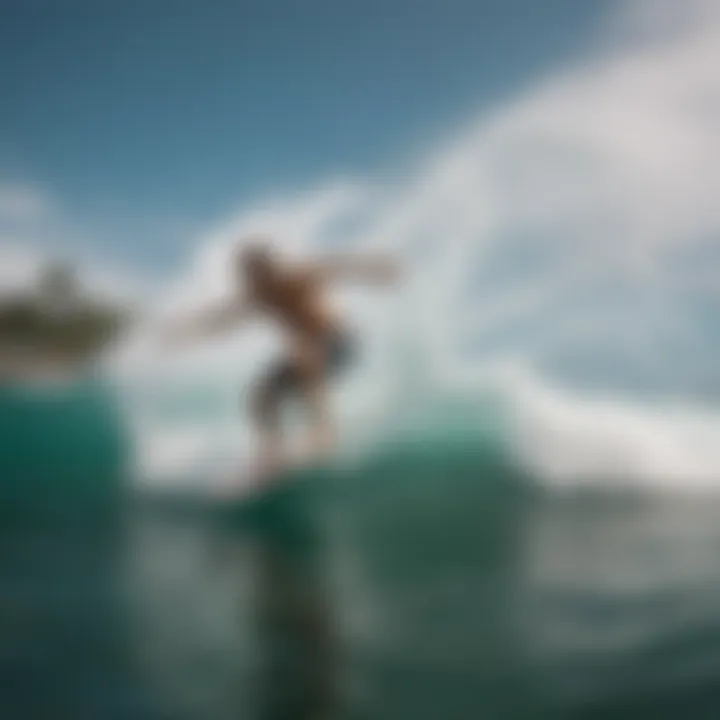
[{"left": 249, "top": 265, "right": 339, "bottom": 344}]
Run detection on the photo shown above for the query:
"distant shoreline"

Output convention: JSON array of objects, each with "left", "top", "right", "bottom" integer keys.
[
  {"left": 0, "top": 263, "right": 129, "bottom": 387},
  {"left": 0, "top": 349, "right": 88, "bottom": 387}
]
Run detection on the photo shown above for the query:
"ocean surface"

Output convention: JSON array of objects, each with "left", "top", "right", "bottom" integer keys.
[{"left": 3, "top": 378, "right": 720, "bottom": 720}]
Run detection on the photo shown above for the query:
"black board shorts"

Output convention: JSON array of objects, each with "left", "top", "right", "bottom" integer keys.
[{"left": 265, "top": 328, "right": 355, "bottom": 395}]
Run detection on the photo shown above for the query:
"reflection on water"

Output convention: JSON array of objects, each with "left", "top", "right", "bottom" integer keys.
[
  {"left": 125, "top": 492, "right": 343, "bottom": 720},
  {"left": 118, "top": 488, "right": 720, "bottom": 719},
  {"left": 6, "top": 484, "right": 720, "bottom": 719}
]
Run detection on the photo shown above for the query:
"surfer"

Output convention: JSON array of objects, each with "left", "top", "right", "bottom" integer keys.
[{"left": 167, "top": 238, "right": 398, "bottom": 484}]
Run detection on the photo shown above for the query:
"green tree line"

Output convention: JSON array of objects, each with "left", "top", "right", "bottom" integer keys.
[{"left": 0, "top": 263, "right": 129, "bottom": 363}]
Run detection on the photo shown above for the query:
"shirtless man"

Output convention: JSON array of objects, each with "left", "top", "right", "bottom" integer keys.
[{"left": 169, "top": 238, "right": 397, "bottom": 484}]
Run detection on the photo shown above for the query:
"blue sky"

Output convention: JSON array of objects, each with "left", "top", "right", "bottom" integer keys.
[{"left": 1, "top": 0, "right": 610, "bottom": 270}]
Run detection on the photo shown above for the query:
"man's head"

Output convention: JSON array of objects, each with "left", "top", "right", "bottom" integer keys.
[{"left": 237, "top": 237, "right": 275, "bottom": 282}]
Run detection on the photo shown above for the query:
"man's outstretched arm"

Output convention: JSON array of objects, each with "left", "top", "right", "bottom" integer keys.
[
  {"left": 308, "top": 254, "right": 400, "bottom": 285},
  {"left": 164, "top": 296, "right": 253, "bottom": 345}
]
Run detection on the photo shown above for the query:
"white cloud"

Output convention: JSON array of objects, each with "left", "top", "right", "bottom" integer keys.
[
  {"left": 0, "top": 243, "right": 44, "bottom": 295},
  {"left": 0, "top": 183, "right": 53, "bottom": 222},
  {"left": 0, "top": 179, "right": 156, "bottom": 306}
]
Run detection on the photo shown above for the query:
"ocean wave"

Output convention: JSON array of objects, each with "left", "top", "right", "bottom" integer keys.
[{"left": 110, "top": 358, "right": 720, "bottom": 493}]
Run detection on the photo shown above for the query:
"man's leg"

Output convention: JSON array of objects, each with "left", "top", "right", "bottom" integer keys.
[
  {"left": 250, "top": 376, "right": 285, "bottom": 480},
  {"left": 303, "top": 380, "right": 335, "bottom": 461},
  {"left": 293, "top": 341, "right": 336, "bottom": 464}
]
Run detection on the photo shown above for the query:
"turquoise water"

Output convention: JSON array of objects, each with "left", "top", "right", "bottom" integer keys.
[
  {"left": 3, "top": 383, "right": 720, "bottom": 719},
  {"left": 0, "top": 380, "right": 127, "bottom": 520}
]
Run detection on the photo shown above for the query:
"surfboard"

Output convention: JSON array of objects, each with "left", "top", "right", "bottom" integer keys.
[
  {"left": 209, "top": 455, "right": 333, "bottom": 518},
  {"left": 134, "top": 455, "right": 335, "bottom": 534},
  {"left": 215, "top": 450, "right": 335, "bottom": 503}
]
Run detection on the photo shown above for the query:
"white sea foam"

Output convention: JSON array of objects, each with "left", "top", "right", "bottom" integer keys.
[{"left": 109, "top": 0, "right": 720, "bottom": 492}]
